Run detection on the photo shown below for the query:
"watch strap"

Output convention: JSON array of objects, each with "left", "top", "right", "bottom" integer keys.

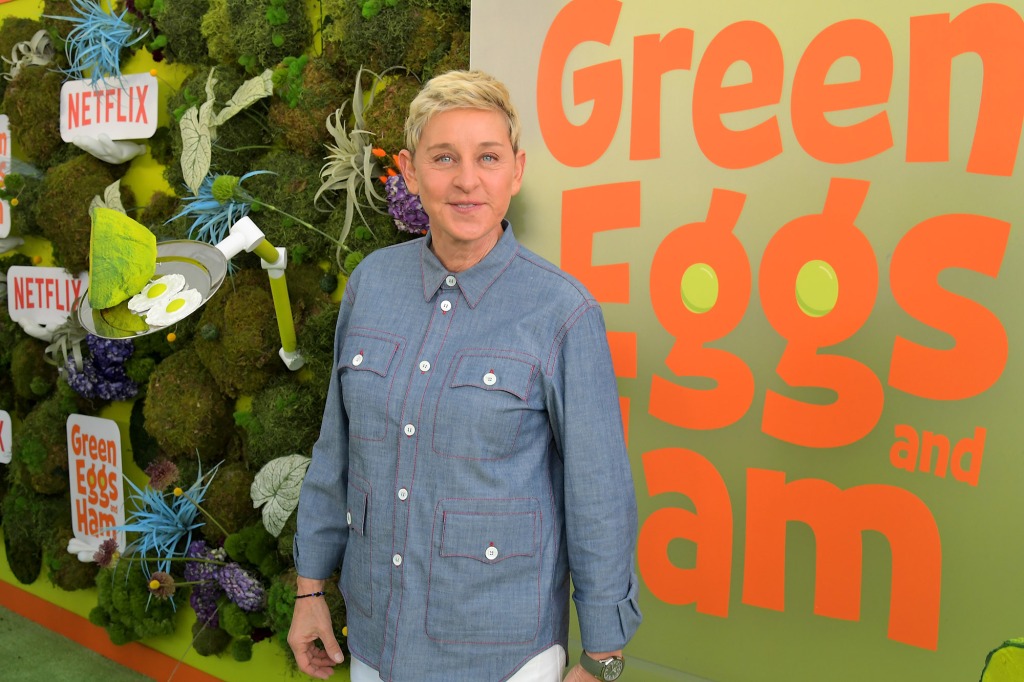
[{"left": 578, "top": 651, "right": 625, "bottom": 680}]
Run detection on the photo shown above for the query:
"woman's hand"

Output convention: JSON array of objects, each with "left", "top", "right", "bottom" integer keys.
[
  {"left": 287, "top": 579, "right": 345, "bottom": 679},
  {"left": 564, "top": 663, "right": 599, "bottom": 681}
]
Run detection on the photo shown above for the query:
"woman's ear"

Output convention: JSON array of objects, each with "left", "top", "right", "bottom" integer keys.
[{"left": 398, "top": 150, "right": 418, "bottom": 194}]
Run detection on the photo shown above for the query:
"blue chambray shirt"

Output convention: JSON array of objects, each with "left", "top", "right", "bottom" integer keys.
[{"left": 294, "top": 223, "right": 642, "bottom": 681}]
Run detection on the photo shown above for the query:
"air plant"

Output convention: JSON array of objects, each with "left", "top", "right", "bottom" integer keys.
[
  {"left": 2, "top": 29, "right": 55, "bottom": 81},
  {"left": 112, "top": 460, "right": 220, "bottom": 580},
  {"left": 46, "top": 0, "right": 149, "bottom": 86},
  {"left": 314, "top": 68, "right": 396, "bottom": 261}
]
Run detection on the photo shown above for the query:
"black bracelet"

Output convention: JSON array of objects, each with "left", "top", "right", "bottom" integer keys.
[{"left": 295, "top": 591, "right": 326, "bottom": 599}]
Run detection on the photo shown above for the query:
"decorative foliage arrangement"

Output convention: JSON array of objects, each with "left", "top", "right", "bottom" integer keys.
[{"left": 0, "top": 0, "right": 469, "bottom": 670}]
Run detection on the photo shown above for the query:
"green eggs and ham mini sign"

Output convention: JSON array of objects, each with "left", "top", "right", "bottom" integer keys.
[
  {"left": 0, "top": 410, "right": 10, "bottom": 464},
  {"left": 59, "top": 72, "right": 157, "bottom": 143},
  {"left": 67, "top": 414, "right": 125, "bottom": 551},
  {"left": 5, "top": 265, "right": 87, "bottom": 324}
]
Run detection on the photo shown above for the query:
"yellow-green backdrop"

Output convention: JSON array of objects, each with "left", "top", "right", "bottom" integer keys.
[{"left": 473, "top": 0, "right": 1024, "bottom": 681}]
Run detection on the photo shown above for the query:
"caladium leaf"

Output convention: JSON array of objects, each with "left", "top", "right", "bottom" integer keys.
[
  {"left": 214, "top": 69, "right": 273, "bottom": 128},
  {"left": 180, "top": 106, "right": 211, "bottom": 195},
  {"left": 89, "top": 179, "right": 126, "bottom": 214},
  {"left": 251, "top": 454, "right": 311, "bottom": 537}
]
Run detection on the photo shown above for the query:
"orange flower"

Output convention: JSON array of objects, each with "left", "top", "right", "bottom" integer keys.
[
  {"left": 379, "top": 175, "right": 388, "bottom": 184},
  {"left": 386, "top": 168, "right": 398, "bottom": 177},
  {"left": 371, "top": 147, "right": 387, "bottom": 158},
  {"left": 392, "top": 154, "right": 401, "bottom": 167}
]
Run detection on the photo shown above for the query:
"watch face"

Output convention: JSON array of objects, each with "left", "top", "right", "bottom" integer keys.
[{"left": 602, "top": 659, "right": 625, "bottom": 680}]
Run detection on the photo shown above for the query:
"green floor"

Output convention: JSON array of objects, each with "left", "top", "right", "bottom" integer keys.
[{"left": 0, "top": 605, "right": 153, "bottom": 681}]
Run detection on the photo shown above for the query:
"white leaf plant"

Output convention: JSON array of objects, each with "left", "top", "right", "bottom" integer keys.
[
  {"left": 179, "top": 67, "right": 274, "bottom": 195},
  {"left": 251, "top": 453, "right": 311, "bottom": 537},
  {"left": 89, "top": 179, "right": 126, "bottom": 214}
]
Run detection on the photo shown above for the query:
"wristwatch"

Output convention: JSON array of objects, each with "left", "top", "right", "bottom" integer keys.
[{"left": 579, "top": 651, "right": 625, "bottom": 681}]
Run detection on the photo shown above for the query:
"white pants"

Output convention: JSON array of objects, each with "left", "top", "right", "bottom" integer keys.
[{"left": 349, "top": 644, "right": 567, "bottom": 682}]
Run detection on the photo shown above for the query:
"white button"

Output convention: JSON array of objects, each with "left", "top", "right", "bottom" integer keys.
[
  {"left": 352, "top": 353, "right": 363, "bottom": 366},
  {"left": 440, "top": 300, "right": 452, "bottom": 312},
  {"left": 397, "top": 488, "right": 409, "bottom": 501},
  {"left": 419, "top": 360, "right": 431, "bottom": 372},
  {"left": 404, "top": 424, "right": 416, "bottom": 436},
  {"left": 445, "top": 275, "right": 457, "bottom": 287},
  {"left": 392, "top": 553, "right": 403, "bottom": 566},
  {"left": 483, "top": 372, "right": 497, "bottom": 386},
  {"left": 346, "top": 511, "right": 352, "bottom": 525},
  {"left": 485, "top": 546, "right": 499, "bottom": 561}
]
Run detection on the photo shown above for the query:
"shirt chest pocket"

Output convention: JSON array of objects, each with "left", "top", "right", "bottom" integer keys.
[
  {"left": 426, "top": 499, "right": 541, "bottom": 643},
  {"left": 339, "top": 332, "right": 402, "bottom": 442},
  {"left": 432, "top": 352, "right": 538, "bottom": 460}
]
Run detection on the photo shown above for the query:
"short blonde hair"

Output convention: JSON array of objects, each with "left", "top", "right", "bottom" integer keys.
[{"left": 404, "top": 70, "right": 521, "bottom": 155}]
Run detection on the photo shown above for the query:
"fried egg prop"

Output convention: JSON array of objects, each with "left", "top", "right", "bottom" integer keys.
[
  {"left": 127, "top": 274, "right": 187, "bottom": 313},
  {"left": 144, "top": 287, "right": 202, "bottom": 326}
]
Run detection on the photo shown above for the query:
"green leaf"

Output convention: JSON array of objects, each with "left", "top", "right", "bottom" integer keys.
[
  {"left": 180, "top": 107, "right": 212, "bottom": 195},
  {"left": 250, "top": 454, "right": 311, "bottom": 537},
  {"left": 213, "top": 69, "right": 274, "bottom": 128}
]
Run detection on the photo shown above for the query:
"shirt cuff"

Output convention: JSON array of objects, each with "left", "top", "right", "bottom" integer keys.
[
  {"left": 292, "top": 534, "right": 344, "bottom": 580},
  {"left": 575, "top": 572, "right": 643, "bottom": 652}
]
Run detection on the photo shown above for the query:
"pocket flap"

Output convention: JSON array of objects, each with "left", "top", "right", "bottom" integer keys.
[
  {"left": 450, "top": 353, "right": 537, "bottom": 400},
  {"left": 347, "top": 483, "right": 369, "bottom": 536},
  {"left": 440, "top": 509, "right": 537, "bottom": 564},
  {"left": 339, "top": 333, "right": 400, "bottom": 377}
]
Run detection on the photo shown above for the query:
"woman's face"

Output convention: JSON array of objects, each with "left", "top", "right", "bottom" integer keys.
[{"left": 400, "top": 108, "right": 526, "bottom": 262}]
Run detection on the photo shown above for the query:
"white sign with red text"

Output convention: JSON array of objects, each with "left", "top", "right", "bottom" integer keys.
[
  {"left": 0, "top": 410, "right": 11, "bottom": 464},
  {"left": 6, "top": 266, "right": 88, "bottom": 325},
  {"left": 59, "top": 72, "right": 158, "bottom": 143},
  {"left": 67, "top": 414, "right": 125, "bottom": 550},
  {"left": 0, "top": 114, "right": 10, "bottom": 238}
]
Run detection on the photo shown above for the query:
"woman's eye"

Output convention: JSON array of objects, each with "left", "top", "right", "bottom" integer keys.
[
  {"left": 436, "top": 154, "right": 453, "bottom": 163},
  {"left": 481, "top": 153, "right": 497, "bottom": 163}
]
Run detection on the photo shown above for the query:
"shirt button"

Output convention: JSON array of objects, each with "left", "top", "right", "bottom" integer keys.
[
  {"left": 352, "top": 353, "right": 363, "bottom": 366},
  {"left": 445, "top": 275, "right": 457, "bottom": 287},
  {"left": 485, "top": 546, "right": 499, "bottom": 561},
  {"left": 397, "top": 488, "right": 409, "bottom": 501},
  {"left": 483, "top": 372, "right": 497, "bottom": 386},
  {"left": 392, "top": 553, "right": 403, "bottom": 567},
  {"left": 419, "top": 360, "right": 431, "bottom": 372},
  {"left": 404, "top": 424, "right": 416, "bottom": 436},
  {"left": 440, "top": 300, "right": 452, "bottom": 312},
  {"left": 346, "top": 511, "right": 352, "bottom": 525}
]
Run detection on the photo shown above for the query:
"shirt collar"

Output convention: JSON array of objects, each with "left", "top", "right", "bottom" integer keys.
[{"left": 420, "top": 221, "right": 519, "bottom": 308}]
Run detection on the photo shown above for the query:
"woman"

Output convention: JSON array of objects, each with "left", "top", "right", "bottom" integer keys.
[{"left": 288, "top": 70, "right": 641, "bottom": 682}]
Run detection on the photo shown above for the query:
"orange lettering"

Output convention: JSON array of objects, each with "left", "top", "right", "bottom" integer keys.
[
  {"left": 888, "top": 212, "right": 1009, "bottom": 400},
  {"left": 743, "top": 469, "right": 942, "bottom": 650},
  {"left": 791, "top": 19, "right": 894, "bottom": 163},
  {"left": 630, "top": 29, "right": 694, "bottom": 160},
  {"left": 537, "top": 0, "right": 623, "bottom": 167}
]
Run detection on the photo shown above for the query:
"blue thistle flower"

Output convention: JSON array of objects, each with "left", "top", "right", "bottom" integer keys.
[
  {"left": 46, "top": 0, "right": 148, "bottom": 86},
  {"left": 168, "top": 171, "right": 272, "bottom": 246},
  {"left": 111, "top": 461, "right": 220, "bottom": 581}
]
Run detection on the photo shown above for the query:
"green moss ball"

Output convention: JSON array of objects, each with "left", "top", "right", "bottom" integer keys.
[
  {"left": 143, "top": 348, "right": 233, "bottom": 461},
  {"left": 3, "top": 67, "right": 66, "bottom": 169},
  {"left": 199, "top": 462, "right": 259, "bottom": 544},
  {"left": 9, "top": 337, "right": 55, "bottom": 402},
  {"left": 154, "top": 0, "right": 213, "bottom": 65},
  {"left": 35, "top": 154, "right": 134, "bottom": 274},
  {"left": 268, "top": 57, "right": 353, "bottom": 158}
]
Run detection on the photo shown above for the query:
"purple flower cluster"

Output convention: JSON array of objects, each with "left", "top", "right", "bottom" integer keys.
[
  {"left": 385, "top": 174, "right": 429, "bottom": 234},
  {"left": 184, "top": 540, "right": 267, "bottom": 626},
  {"left": 218, "top": 563, "right": 266, "bottom": 612},
  {"left": 64, "top": 335, "right": 139, "bottom": 401},
  {"left": 186, "top": 540, "right": 226, "bottom": 627}
]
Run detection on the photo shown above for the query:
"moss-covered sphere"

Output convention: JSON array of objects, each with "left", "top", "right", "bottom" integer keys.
[
  {"left": 35, "top": 154, "right": 134, "bottom": 274},
  {"left": 153, "top": 0, "right": 213, "bottom": 65},
  {"left": 193, "top": 270, "right": 281, "bottom": 398},
  {"left": 198, "top": 462, "right": 258, "bottom": 544},
  {"left": 3, "top": 67, "right": 68, "bottom": 169},
  {"left": 143, "top": 348, "right": 233, "bottom": 461},
  {"left": 268, "top": 57, "right": 353, "bottom": 158},
  {"left": 9, "top": 337, "right": 54, "bottom": 402}
]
